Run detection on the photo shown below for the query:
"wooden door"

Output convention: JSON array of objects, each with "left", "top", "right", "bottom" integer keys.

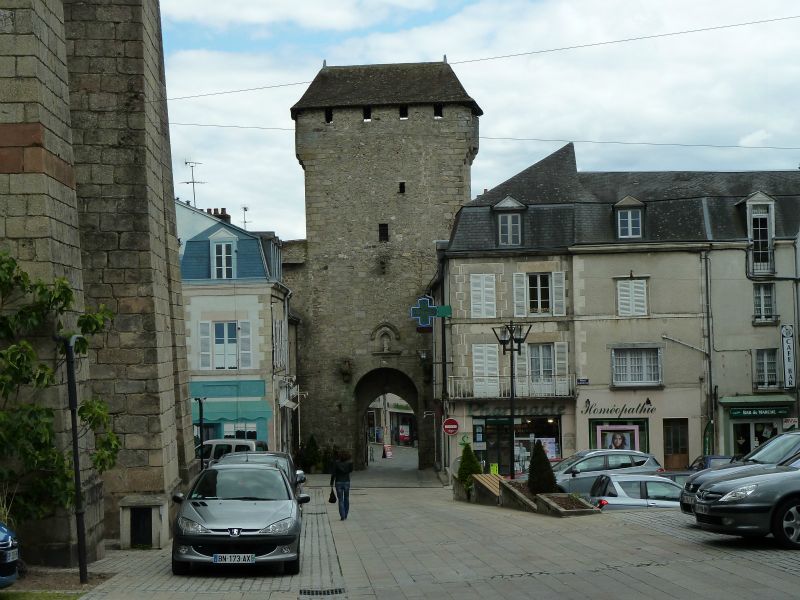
[{"left": 663, "top": 418, "right": 689, "bottom": 470}]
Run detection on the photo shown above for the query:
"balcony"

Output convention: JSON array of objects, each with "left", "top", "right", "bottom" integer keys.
[
  {"left": 448, "top": 375, "right": 575, "bottom": 399},
  {"left": 752, "top": 379, "right": 784, "bottom": 393},
  {"left": 748, "top": 247, "right": 775, "bottom": 276}
]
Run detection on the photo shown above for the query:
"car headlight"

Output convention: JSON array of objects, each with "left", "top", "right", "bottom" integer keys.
[
  {"left": 719, "top": 484, "right": 758, "bottom": 502},
  {"left": 260, "top": 518, "right": 295, "bottom": 534},
  {"left": 178, "top": 516, "right": 210, "bottom": 534}
]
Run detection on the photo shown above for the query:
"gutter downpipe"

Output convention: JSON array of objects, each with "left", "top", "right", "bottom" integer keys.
[{"left": 703, "top": 249, "right": 716, "bottom": 453}]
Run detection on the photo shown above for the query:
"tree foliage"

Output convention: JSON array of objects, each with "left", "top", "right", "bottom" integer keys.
[
  {"left": 0, "top": 252, "right": 118, "bottom": 525},
  {"left": 457, "top": 443, "right": 482, "bottom": 491},
  {"left": 527, "top": 440, "right": 558, "bottom": 496}
]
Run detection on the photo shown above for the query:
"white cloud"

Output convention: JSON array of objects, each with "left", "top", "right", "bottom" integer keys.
[{"left": 164, "top": 0, "right": 800, "bottom": 238}]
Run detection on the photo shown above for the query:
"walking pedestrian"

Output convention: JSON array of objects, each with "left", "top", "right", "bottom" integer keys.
[{"left": 330, "top": 450, "right": 353, "bottom": 520}]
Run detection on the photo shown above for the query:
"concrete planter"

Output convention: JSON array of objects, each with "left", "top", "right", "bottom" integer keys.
[
  {"left": 498, "top": 480, "right": 537, "bottom": 513},
  {"left": 452, "top": 478, "right": 472, "bottom": 502},
  {"left": 534, "top": 493, "right": 600, "bottom": 518}
]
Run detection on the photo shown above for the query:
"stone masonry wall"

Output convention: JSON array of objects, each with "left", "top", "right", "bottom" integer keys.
[
  {"left": 0, "top": 0, "right": 106, "bottom": 565},
  {"left": 63, "top": 0, "right": 193, "bottom": 537},
  {"left": 291, "top": 102, "right": 478, "bottom": 467}
]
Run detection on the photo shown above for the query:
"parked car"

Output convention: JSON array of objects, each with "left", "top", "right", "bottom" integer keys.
[
  {"left": 195, "top": 439, "right": 269, "bottom": 464},
  {"left": 663, "top": 455, "right": 734, "bottom": 488},
  {"left": 0, "top": 520, "right": 19, "bottom": 589},
  {"left": 552, "top": 449, "right": 663, "bottom": 494},
  {"left": 214, "top": 451, "right": 306, "bottom": 494},
  {"left": 681, "top": 431, "right": 800, "bottom": 514},
  {"left": 171, "top": 463, "right": 310, "bottom": 575},
  {"left": 693, "top": 453, "right": 800, "bottom": 546},
  {"left": 589, "top": 474, "right": 683, "bottom": 510}
]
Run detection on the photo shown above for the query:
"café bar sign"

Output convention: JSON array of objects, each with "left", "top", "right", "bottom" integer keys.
[
  {"left": 782, "top": 325, "right": 795, "bottom": 389},
  {"left": 730, "top": 407, "right": 790, "bottom": 419}
]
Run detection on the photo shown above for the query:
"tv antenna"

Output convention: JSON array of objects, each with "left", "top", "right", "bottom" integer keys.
[
  {"left": 181, "top": 160, "right": 206, "bottom": 206},
  {"left": 242, "top": 205, "right": 250, "bottom": 230}
]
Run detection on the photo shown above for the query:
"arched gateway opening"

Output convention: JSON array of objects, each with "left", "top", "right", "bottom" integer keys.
[{"left": 354, "top": 368, "right": 433, "bottom": 471}]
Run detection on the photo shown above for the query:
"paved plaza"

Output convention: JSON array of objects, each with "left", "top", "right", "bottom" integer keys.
[{"left": 23, "top": 453, "right": 800, "bottom": 599}]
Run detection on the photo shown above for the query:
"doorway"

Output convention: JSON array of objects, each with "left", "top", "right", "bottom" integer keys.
[
  {"left": 732, "top": 420, "right": 781, "bottom": 458},
  {"left": 663, "top": 419, "right": 689, "bottom": 470}
]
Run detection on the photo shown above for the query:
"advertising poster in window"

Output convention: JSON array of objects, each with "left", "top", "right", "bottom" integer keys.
[
  {"left": 399, "top": 424, "right": 410, "bottom": 442},
  {"left": 538, "top": 437, "right": 558, "bottom": 460},
  {"left": 596, "top": 424, "right": 640, "bottom": 451}
]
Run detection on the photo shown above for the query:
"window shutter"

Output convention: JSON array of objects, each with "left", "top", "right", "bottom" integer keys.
[
  {"left": 239, "top": 321, "right": 251, "bottom": 368},
  {"left": 484, "top": 274, "right": 496, "bottom": 318},
  {"left": 470, "top": 274, "right": 483, "bottom": 318},
  {"left": 513, "top": 273, "right": 527, "bottom": 317},
  {"left": 555, "top": 341, "right": 568, "bottom": 395},
  {"left": 552, "top": 271, "right": 566, "bottom": 316},
  {"left": 472, "top": 344, "right": 499, "bottom": 397},
  {"left": 516, "top": 343, "right": 528, "bottom": 396},
  {"left": 199, "top": 322, "right": 211, "bottom": 368},
  {"left": 632, "top": 280, "right": 647, "bottom": 315},
  {"left": 617, "top": 281, "right": 632, "bottom": 316}
]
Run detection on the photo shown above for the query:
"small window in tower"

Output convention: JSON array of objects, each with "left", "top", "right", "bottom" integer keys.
[
  {"left": 378, "top": 223, "right": 389, "bottom": 242},
  {"left": 398, "top": 182, "right": 406, "bottom": 194},
  {"left": 363, "top": 106, "right": 372, "bottom": 122},
  {"left": 324, "top": 107, "right": 333, "bottom": 123},
  {"left": 433, "top": 103, "right": 443, "bottom": 119},
  {"left": 399, "top": 105, "right": 409, "bottom": 120}
]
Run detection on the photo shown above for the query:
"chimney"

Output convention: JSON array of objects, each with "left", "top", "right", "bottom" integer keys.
[{"left": 218, "top": 208, "right": 231, "bottom": 224}]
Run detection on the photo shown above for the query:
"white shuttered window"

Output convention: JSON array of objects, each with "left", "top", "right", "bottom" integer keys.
[
  {"left": 472, "top": 344, "right": 499, "bottom": 397},
  {"left": 513, "top": 272, "right": 566, "bottom": 317},
  {"left": 470, "top": 274, "right": 496, "bottom": 318},
  {"left": 617, "top": 279, "right": 647, "bottom": 316}
]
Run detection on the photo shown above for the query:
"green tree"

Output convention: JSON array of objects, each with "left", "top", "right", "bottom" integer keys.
[
  {"left": 457, "top": 443, "right": 482, "bottom": 492},
  {"left": 0, "top": 252, "right": 118, "bottom": 525},
  {"left": 527, "top": 440, "right": 558, "bottom": 495}
]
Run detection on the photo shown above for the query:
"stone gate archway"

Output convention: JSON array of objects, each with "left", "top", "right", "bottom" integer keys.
[{"left": 354, "top": 368, "right": 433, "bottom": 470}]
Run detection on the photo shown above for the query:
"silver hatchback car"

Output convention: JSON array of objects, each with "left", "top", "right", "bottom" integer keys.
[
  {"left": 589, "top": 474, "right": 683, "bottom": 510},
  {"left": 553, "top": 449, "right": 663, "bottom": 494}
]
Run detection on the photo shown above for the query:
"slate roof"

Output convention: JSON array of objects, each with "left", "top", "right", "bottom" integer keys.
[
  {"left": 448, "top": 144, "right": 800, "bottom": 253},
  {"left": 291, "top": 62, "right": 482, "bottom": 118}
]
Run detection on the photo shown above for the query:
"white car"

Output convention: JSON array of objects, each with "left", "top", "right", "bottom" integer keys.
[{"left": 589, "top": 474, "right": 682, "bottom": 510}]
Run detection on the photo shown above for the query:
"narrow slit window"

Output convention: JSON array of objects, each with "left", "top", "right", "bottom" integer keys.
[
  {"left": 399, "top": 105, "right": 409, "bottom": 120},
  {"left": 398, "top": 182, "right": 405, "bottom": 194},
  {"left": 363, "top": 106, "right": 371, "bottom": 122},
  {"left": 378, "top": 223, "right": 389, "bottom": 242},
  {"left": 324, "top": 107, "right": 333, "bottom": 123},
  {"left": 433, "top": 103, "right": 443, "bottom": 119}
]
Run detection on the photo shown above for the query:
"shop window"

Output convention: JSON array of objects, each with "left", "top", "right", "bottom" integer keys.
[{"left": 590, "top": 419, "right": 649, "bottom": 452}]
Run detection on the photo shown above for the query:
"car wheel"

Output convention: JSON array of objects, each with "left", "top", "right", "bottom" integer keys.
[
  {"left": 284, "top": 551, "right": 300, "bottom": 575},
  {"left": 172, "top": 558, "right": 191, "bottom": 575},
  {"left": 771, "top": 498, "right": 800, "bottom": 548}
]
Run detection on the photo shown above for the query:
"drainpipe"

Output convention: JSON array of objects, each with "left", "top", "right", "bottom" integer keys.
[{"left": 703, "top": 250, "right": 716, "bottom": 453}]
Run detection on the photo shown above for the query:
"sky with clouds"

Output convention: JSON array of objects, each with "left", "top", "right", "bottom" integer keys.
[{"left": 161, "top": 0, "right": 800, "bottom": 239}]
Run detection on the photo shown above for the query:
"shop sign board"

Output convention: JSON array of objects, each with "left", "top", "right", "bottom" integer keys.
[
  {"left": 730, "top": 407, "right": 790, "bottom": 419},
  {"left": 442, "top": 418, "right": 459, "bottom": 435},
  {"left": 782, "top": 325, "right": 795, "bottom": 389},
  {"left": 784, "top": 418, "right": 799, "bottom": 430}
]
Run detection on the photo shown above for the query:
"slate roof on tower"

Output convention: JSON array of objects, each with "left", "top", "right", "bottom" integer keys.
[{"left": 290, "top": 61, "right": 482, "bottom": 118}]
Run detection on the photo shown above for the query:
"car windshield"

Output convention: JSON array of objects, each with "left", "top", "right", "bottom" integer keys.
[
  {"left": 190, "top": 468, "right": 290, "bottom": 501},
  {"left": 552, "top": 453, "right": 586, "bottom": 472},
  {"left": 744, "top": 435, "right": 800, "bottom": 464}
]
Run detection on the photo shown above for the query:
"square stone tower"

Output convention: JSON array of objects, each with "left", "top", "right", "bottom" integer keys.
[{"left": 286, "top": 62, "right": 480, "bottom": 467}]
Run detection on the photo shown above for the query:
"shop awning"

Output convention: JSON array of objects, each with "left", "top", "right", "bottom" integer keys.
[
  {"left": 191, "top": 399, "right": 272, "bottom": 422},
  {"left": 719, "top": 394, "right": 797, "bottom": 406}
]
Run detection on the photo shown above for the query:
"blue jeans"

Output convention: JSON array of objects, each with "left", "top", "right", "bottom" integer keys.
[{"left": 335, "top": 481, "right": 350, "bottom": 519}]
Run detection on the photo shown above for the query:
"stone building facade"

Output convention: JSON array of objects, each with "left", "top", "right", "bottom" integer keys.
[
  {"left": 0, "top": 0, "right": 194, "bottom": 565},
  {"left": 284, "top": 62, "right": 481, "bottom": 467}
]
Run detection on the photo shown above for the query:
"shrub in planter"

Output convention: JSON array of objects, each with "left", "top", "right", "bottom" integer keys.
[
  {"left": 527, "top": 440, "right": 558, "bottom": 496},
  {"left": 457, "top": 443, "right": 482, "bottom": 495}
]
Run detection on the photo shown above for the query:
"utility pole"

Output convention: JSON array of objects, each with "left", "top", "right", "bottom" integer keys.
[
  {"left": 181, "top": 160, "right": 206, "bottom": 207},
  {"left": 242, "top": 205, "right": 250, "bottom": 230}
]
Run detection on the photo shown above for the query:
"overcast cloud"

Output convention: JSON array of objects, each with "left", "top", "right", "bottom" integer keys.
[{"left": 162, "top": 0, "right": 800, "bottom": 239}]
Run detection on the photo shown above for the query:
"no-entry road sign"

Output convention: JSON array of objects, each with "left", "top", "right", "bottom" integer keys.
[{"left": 442, "top": 418, "right": 459, "bottom": 436}]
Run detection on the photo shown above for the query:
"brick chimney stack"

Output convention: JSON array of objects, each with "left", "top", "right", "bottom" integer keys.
[{"left": 205, "top": 208, "right": 232, "bottom": 224}]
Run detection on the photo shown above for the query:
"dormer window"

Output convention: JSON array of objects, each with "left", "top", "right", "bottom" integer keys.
[
  {"left": 492, "top": 195, "right": 525, "bottom": 247},
  {"left": 743, "top": 192, "right": 776, "bottom": 275},
  {"left": 499, "top": 214, "right": 521, "bottom": 246},
  {"left": 614, "top": 196, "right": 644, "bottom": 239},
  {"left": 212, "top": 240, "right": 235, "bottom": 279}
]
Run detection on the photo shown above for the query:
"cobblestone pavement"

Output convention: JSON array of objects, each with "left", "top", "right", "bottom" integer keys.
[{"left": 53, "top": 474, "right": 800, "bottom": 600}]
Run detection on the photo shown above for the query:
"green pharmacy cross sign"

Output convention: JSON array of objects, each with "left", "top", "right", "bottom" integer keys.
[{"left": 410, "top": 296, "right": 451, "bottom": 327}]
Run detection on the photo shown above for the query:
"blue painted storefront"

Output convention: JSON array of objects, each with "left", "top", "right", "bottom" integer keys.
[{"left": 189, "top": 380, "right": 271, "bottom": 443}]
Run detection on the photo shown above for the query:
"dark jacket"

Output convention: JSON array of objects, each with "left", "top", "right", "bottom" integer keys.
[{"left": 330, "top": 460, "right": 353, "bottom": 485}]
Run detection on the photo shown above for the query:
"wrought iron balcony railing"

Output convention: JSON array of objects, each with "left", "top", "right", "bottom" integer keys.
[
  {"left": 748, "top": 247, "right": 775, "bottom": 276},
  {"left": 448, "top": 375, "right": 575, "bottom": 399}
]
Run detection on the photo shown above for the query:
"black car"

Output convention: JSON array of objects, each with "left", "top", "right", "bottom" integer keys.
[{"left": 681, "top": 431, "right": 800, "bottom": 514}]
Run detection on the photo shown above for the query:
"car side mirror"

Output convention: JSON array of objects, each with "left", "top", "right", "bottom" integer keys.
[
  {"left": 570, "top": 469, "right": 580, "bottom": 477},
  {"left": 297, "top": 493, "right": 311, "bottom": 504},
  {"left": 172, "top": 492, "right": 185, "bottom": 504},
  {"left": 295, "top": 469, "right": 306, "bottom": 483}
]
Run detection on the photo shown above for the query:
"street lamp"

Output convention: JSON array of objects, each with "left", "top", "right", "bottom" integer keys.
[{"left": 492, "top": 321, "right": 531, "bottom": 479}]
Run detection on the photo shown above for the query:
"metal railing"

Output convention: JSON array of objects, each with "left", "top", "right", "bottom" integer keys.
[
  {"left": 448, "top": 375, "right": 575, "bottom": 399},
  {"left": 748, "top": 247, "right": 775, "bottom": 275}
]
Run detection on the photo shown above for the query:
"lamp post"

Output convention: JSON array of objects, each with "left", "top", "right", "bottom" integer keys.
[
  {"left": 492, "top": 321, "right": 531, "bottom": 479},
  {"left": 194, "top": 397, "right": 207, "bottom": 469}
]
